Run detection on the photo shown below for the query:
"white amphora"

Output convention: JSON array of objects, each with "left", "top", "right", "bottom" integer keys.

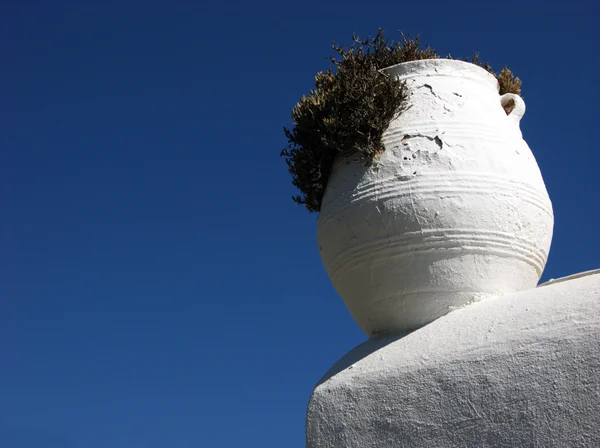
[{"left": 317, "top": 59, "right": 553, "bottom": 336}]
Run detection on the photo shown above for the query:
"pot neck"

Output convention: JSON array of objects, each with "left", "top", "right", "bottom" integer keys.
[{"left": 381, "top": 59, "right": 499, "bottom": 92}]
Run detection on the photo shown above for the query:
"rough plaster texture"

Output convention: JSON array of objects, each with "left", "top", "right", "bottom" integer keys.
[
  {"left": 317, "top": 59, "right": 553, "bottom": 335},
  {"left": 307, "top": 271, "right": 600, "bottom": 448}
]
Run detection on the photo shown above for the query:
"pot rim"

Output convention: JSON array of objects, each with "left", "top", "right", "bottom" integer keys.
[{"left": 380, "top": 58, "right": 499, "bottom": 91}]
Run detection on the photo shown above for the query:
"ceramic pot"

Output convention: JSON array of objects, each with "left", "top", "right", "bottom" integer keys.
[{"left": 317, "top": 59, "right": 554, "bottom": 336}]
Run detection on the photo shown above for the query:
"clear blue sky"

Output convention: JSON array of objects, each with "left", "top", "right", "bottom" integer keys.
[{"left": 1, "top": 1, "right": 598, "bottom": 447}]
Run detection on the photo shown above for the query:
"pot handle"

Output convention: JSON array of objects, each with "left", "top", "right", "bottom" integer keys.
[{"left": 500, "top": 93, "right": 526, "bottom": 124}]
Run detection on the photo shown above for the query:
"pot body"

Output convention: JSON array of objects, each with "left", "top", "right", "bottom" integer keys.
[{"left": 317, "top": 59, "right": 553, "bottom": 336}]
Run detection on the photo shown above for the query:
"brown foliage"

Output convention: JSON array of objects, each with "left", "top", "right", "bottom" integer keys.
[{"left": 282, "top": 30, "right": 523, "bottom": 213}]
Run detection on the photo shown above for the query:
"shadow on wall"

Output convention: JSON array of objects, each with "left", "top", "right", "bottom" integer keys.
[
  {"left": 0, "top": 428, "right": 76, "bottom": 448},
  {"left": 316, "top": 330, "right": 412, "bottom": 387}
]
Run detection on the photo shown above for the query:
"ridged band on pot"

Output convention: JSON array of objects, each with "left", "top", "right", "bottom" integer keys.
[{"left": 317, "top": 59, "right": 554, "bottom": 336}]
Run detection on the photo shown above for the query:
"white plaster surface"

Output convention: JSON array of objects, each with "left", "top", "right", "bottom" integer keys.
[
  {"left": 317, "top": 59, "right": 554, "bottom": 336},
  {"left": 307, "top": 271, "right": 600, "bottom": 448}
]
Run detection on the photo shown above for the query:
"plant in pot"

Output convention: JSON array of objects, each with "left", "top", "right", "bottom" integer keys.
[{"left": 282, "top": 30, "right": 553, "bottom": 336}]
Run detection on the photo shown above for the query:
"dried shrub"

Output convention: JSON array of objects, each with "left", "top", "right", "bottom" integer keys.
[
  {"left": 497, "top": 67, "right": 522, "bottom": 95},
  {"left": 496, "top": 67, "right": 522, "bottom": 114},
  {"left": 282, "top": 29, "right": 523, "bottom": 213}
]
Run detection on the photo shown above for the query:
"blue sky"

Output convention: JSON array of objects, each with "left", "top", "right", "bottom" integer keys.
[{"left": 1, "top": 1, "right": 598, "bottom": 447}]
